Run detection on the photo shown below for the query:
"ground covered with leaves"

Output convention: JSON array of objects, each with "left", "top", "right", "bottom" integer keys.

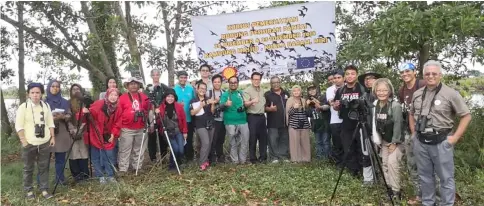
[{"left": 1, "top": 136, "right": 483, "bottom": 205}]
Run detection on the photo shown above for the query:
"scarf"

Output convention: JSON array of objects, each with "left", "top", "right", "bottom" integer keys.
[
  {"left": 165, "top": 102, "right": 175, "bottom": 119},
  {"left": 45, "top": 79, "right": 69, "bottom": 112},
  {"left": 104, "top": 88, "right": 119, "bottom": 115}
]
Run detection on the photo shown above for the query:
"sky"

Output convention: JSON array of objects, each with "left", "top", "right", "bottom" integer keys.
[{"left": 2, "top": 1, "right": 483, "bottom": 89}]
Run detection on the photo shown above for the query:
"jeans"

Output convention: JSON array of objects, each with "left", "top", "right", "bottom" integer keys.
[
  {"left": 90, "top": 147, "right": 115, "bottom": 178},
  {"left": 315, "top": 132, "right": 331, "bottom": 159},
  {"left": 169, "top": 132, "right": 185, "bottom": 169},
  {"left": 54, "top": 152, "right": 66, "bottom": 183}
]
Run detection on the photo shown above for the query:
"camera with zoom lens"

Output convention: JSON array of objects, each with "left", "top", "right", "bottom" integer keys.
[
  {"left": 308, "top": 96, "right": 316, "bottom": 106},
  {"left": 213, "top": 105, "right": 223, "bottom": 118},
  {"left": 134, "top": 111, "right": 145, "bottom": 122},
  {"left": 340, "top": 96, "right": 372, "bottom": 121},
  {"left": 34, "top": 124, "right": 45, "bottom": 138},
  {"left": 237, "top": 106, "right": 245, "bottom": 113}
]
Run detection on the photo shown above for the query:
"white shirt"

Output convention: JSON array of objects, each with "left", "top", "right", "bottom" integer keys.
[{"left": 326, "top": 85, "right": 343, "bottom": 124}]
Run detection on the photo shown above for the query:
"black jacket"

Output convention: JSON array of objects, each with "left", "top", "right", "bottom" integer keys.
[{"left": 264, "top": 89, "right": 290, "bottom": 128}]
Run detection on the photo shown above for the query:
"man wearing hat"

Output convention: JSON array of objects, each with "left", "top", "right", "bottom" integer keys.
[
  {"left": 307, "top": 84, "right": 331, "bottom": 160},
  {"left": 173, "top": 71, "right": 195, "bottom": 162},
  {"left": 113, "top": 77, "right": 150, "bottom": 175},
  {"left": 358, "top": 71, "right": 382, "bottom": 96}
]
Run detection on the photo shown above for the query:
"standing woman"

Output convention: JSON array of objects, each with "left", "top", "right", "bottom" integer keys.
[
  {"left": 189, "top": 82, "right": 216, "bottom": 170},
  {"left": 45, "top": 80, "right": 73, "bottom": 186},
  {"left": 372, "top": 78, "right": 404, "bottom": 200},
  {"left": 285, "top": 85, "right": 311, "bottom": 163},
  {"left": 79, "top": 88, "right": 120, "bottom": 184},
  {"left": 99, "top": 77, "right": 117, "bottom": 100},
  {"left": 15, "top": 83, "right": 56, "bottom": 199},
  {"left": 68, "top": 84, "right": 90, "bottom": 182}
]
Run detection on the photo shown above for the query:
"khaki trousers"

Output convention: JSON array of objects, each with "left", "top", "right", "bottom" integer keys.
[
  {"left": 381, "top": 140, "right": 404, "bottom": 191},
  {"left": 118, "top": 128, "right": 148, "bottom": 172},
  {"left": 288, "top": 128, "right": 311, "bottom": 162}
]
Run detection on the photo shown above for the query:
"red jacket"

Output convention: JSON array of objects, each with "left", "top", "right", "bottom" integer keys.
[
  {"left": 157, "top": 102, "right": 188, "bottom": 135},
  {"left": 77, "top": 100, "right": 119, "bottom": 150},
  {"left": 113, "top": 92, "right": 150, "bottom": 135}
]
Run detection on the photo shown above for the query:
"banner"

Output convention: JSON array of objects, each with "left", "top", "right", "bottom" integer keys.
[{"left": 191, "top": 2, "right": 336, "bottom": 81}]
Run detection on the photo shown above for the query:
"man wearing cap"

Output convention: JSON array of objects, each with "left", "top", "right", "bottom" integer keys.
[
  {"left": 243, "top": 72, "right": 268, "bottom": 164},
  {"left": 16, "top": 83, "right": 56, "bottom": 199},
  {"left": 113, "top": 77, "right": 150, "bottom": 175},
  {"left": 409, "top": 60, "right": 471, "bottom": 206},
  {"left": 145, "top": 69, "right": 171, "bottom": 163},
  {"left": 307, "top": 84, "right": 331, "bottom": 160},
  {"left": 358, "top": 71, "right": 382, "bottom": 100},
  {"left": 326, "top": 70, "right": 345, "bottom": 166},
  {"left": 397, "top": 62, "right": 427, "bottom": 204},
  {"left": 173, "top": 71, "right": 196, "bottom": 162}
]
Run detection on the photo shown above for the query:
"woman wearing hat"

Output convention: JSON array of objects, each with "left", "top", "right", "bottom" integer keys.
[
  {"left": 113, "top": 77, "right": 150, "bottom": 175},
  {"left": 285, "top": 85, "right": 311, "bottom": 163},
  {"left": 15, "top": 82, "right": 56, "bottom": 199},
  {"left": 155, "top": 89, "right": 188, "bottom": 171}
]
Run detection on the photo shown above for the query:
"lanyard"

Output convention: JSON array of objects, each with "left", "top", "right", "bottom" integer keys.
[{"left": 419, "top": 83, "right": 442, "bottom": 116}]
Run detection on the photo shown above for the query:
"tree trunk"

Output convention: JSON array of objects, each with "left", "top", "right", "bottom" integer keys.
[
  {"left": 1, "top": 90, "right": 13, "bottom": 137},
  {"left": 80, "top": 1, "right": 115, "bottom": 78},
  {"left": 160, "top": 1, "right": 183, "bottom": 87},
  {"left": 113, "top": 1, "right": 145, "bottom": 82},
  {"left": 17, "top": 1, "right": 26, "bottom": 104},
  {"left": 418, "top": 42, "right": 430, "bottom": 77}
]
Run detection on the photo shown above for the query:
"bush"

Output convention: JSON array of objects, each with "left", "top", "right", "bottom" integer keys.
[{"left": 454, "top": 108, "right": 484, "bottom": 170}]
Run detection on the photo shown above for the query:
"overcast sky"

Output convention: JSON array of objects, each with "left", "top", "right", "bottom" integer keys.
[{"left": 2, "top": 1, "right": 483, "bottom": 89}]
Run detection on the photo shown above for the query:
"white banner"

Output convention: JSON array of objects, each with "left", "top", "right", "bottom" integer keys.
[{"left": 191, "top": 2, "right": 336, "bottom": 81}]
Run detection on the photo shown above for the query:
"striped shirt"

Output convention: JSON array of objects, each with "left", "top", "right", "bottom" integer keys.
[{"left": 288, "top": 107, "right": 310, "bottom": 129}]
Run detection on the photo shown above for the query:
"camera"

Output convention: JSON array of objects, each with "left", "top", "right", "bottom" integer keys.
[
  {"left": 340, "top": 96, "right": 372, "bottom": 121},
  {"left": 237, "top": 106, "right": 245, "bottom": 113},
  {"left": 308, "top": 96, "right": 316, "bottom": 106},
  {"left": 76, "top": 91, "right": 94, "bottom": 108},
  {"left": 103, "top": 134, "right": 110, "bottom": 143},
  {"left": 134, "top": 111, "right": 145, "bottom": 122},
  {"left": 205, "top": 120, "right": 213, "bottom": 130},
  {"left": 213, "top": 105, "right": 223, "bottom": 118},
  {"left": 34, "top": 124, "right": 45, "bottom": 138}
]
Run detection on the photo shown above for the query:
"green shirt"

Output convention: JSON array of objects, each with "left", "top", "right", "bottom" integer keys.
[{"left": 220, "top": 90, "right": 247, "bottom": 125}]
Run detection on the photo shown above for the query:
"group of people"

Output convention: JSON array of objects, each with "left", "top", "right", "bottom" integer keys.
[{"left": 16, "top": 60, "right": 471, "bottom": 206}]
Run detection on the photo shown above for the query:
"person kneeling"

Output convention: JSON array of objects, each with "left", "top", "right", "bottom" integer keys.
[
  {"left": 79, "top": 88, "right": 121, "bottom": 184},
  {"left": 156, "top": 90, "right": 188, "bottom": 171},
  {"left": 372, "top": 78, "right": 404, "bottom": 200}
]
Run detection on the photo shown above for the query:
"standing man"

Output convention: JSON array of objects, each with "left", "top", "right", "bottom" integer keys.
[
  {"left": 113, "top": 77, "right": 150, "bottom": 176},
  {"left": 197, "top": 64, "right": 213, "bottom": 91},
  {"left": 409, "top": 60, "right": 471, "bottom": 206},
  {"left": 243, "top": 72, "right": 268, "bottom": 164},
  {"left": 265, "top": 76, "right": 290, "bottom": 163},
  {"left": 397, "top": 63, "right": 426, "bottom": 204},
  {"left": 220, "top": 76, "right": 250, "bottom": 164},
  {"left": 333, "top": 66, "right": 373, "bottom": 185},
  {"left": 173, "top": 71, "right": 195, "bottom": 162},
  {"left": 208, "top": 74, "right": 227, "bottom": 164},
  {"left": 145, "top": 69, "right": 171, "bottom": 163},
  {"left": 326, "top": 70, "right": 345, "bottom": 166}
]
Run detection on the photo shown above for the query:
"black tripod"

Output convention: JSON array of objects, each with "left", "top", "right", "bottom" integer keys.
[{"left": 330, "top": 119, "right": 395, "bottom": 206}]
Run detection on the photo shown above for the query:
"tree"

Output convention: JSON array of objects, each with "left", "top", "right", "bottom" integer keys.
[
  {"left": 17, "top": 1, "right": 26, "bottom": 104},
  {"left": 0, "top": 26, "right": 15, "bottom": 137}
]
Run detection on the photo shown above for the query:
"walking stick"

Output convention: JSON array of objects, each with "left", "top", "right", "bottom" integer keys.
[
  {"left": 135, "top": 127, "right": 147, "bottom": 176},
  {"left": 157, "top": 111, "right": 181, "bottom": 175}
]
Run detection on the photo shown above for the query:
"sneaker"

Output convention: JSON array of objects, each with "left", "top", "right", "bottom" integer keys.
[
  {"left": 200, "top": 161, "right": 210, "bottom": 171},
  {"left": 107, "top": 177, "right": 117, "bottom": 183},
  {"left": 25, "top": 191, "right": 35, "bottom": 199},
  {"left": 41, "top": 191, "right": 53, "bottom": 199},
  {"left": 99, "top": 177, "right": 107, "bottom": 184},
  {"left": 271, "top": 160, "right": 279, "bottom": 164}
]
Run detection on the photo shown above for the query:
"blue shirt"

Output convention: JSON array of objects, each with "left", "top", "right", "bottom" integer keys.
[{"left": 174, "top": 84, "right": 195, "bottom": 122}]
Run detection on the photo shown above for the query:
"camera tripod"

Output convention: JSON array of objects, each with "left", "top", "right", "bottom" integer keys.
[{"left": 330, "top": 119, "right": 395, "bottom": 206}]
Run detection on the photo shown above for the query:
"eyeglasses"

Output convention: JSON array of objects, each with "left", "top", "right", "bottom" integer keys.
[
  {"left": 424, "top": 72, "right": 440, "bottom": 77},
  {"left": 229, "top": 81, "right": 238, "bottom": 84}
]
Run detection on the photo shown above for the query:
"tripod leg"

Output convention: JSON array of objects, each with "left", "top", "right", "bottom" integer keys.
[
  {"left": 164, "top": 131, "right": 181, "bottom": 175},
  {"left": 136, "top": 132, "right": 147, "bottom": 176},
  {"left": 52, "top": 140, "right": 76, "bottom": 194}
]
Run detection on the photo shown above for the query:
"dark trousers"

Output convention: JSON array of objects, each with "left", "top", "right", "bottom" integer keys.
[
  {"left": 69, "top": 159, "right": 89, "bottom": 182},
  {"left": 330, "top": 123, "right": 344, "bottom": 166},
  {"left": 23, "top": 142, "right": 51, "bottom": 192},
  {"left": 209, "top": 120, "right": 226, "bottom": 163},
  {"left": 340, "top": 127, "right": 371, "bottom": 175},
  {"left": 184, "top": 121, "right": 195, "bottom": 161},
  {"left": 248, "top": 114, "right": 268, "bottom": 162},
  {"left": 54, "top": 152, "right": 67, "bottom": 183},
  {"left": 148, "top": 130, "right": 168, "bottom": 161}
]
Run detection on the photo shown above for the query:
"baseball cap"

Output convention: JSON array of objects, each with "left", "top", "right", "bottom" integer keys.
[{"left": 399, "top": 63, "right": 416, "bottom": 71}]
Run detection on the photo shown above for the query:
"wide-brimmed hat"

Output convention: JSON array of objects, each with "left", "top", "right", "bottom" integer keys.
[
  {"left": 123, "top": 77, "right": 144, "bottom": 89},
  {"left": 358, "top": 71, "right": 382, "bottom": 86}
]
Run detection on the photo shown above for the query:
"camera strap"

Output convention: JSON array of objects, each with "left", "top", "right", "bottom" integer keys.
[
  {"left": 30, "top": 101, "right": 44, "bottom": 124},
  {"left": 128, "top": 92, "right": 142, "bottom": 110},
  {"left": 419, "top": 83, "right": 443, "bottom": 116}
]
